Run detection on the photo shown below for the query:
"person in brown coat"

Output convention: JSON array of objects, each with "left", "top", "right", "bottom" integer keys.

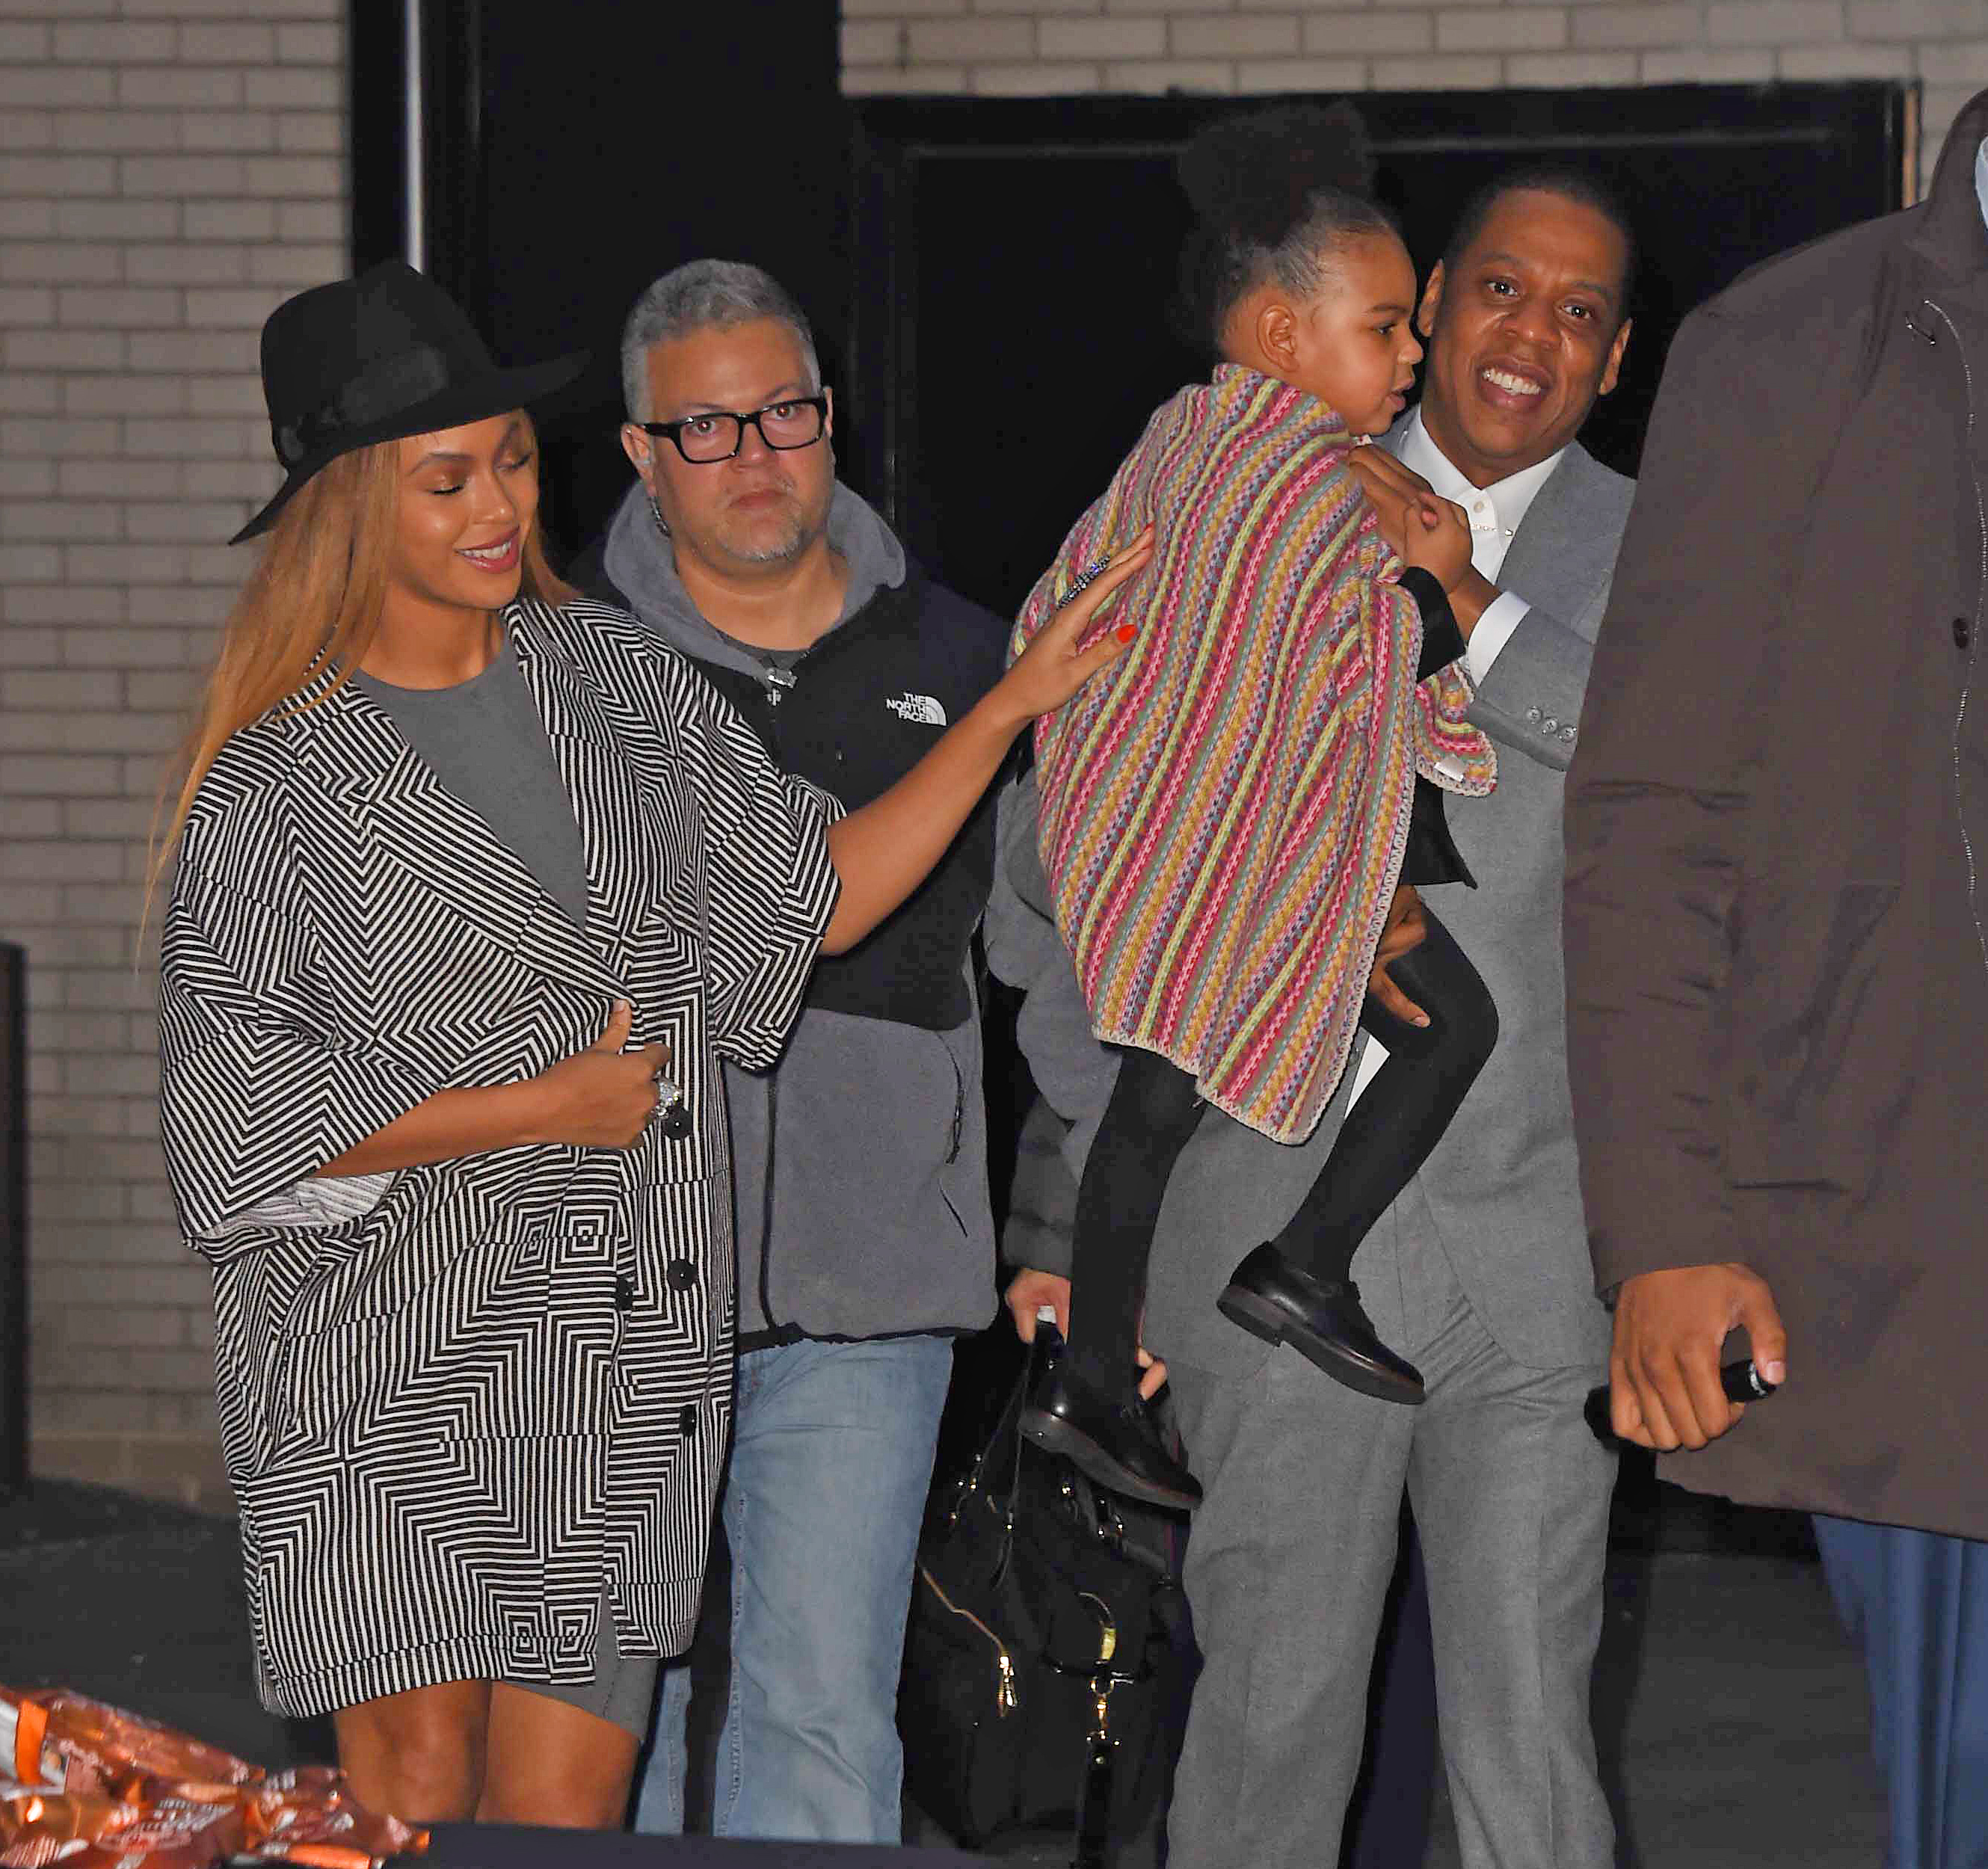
[{"left": 1563, "top": 90, "right": 1988, "bottom": 1869}]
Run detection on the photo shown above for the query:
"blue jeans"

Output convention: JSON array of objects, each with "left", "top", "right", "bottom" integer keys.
[
  {"left": 633, "top": 1334, "right": 955, "bottom": 1842},
  {"left": 1813, "top": 1514, "right": 1988, "bottom": 1869}
]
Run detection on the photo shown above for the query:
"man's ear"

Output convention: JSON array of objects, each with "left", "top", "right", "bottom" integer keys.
[
  {"left": 1598, "top": 318, "right": 1631, "bottom": 398},
  {"left": 822, "top": 385, "right": 834, "bottom": 441},
  {"left": 1416, "top": 261, "right": 1446, "bottom": 340},
  {"left": 620, "top": 423, "right": 657, "bottom": 487},
  {"left": 1255, "top": 298, "right": 1300, "bottom": 378}
]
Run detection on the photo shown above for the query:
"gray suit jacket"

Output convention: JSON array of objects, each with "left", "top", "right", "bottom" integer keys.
[{"left": 988, "top": 435, "right": 1634, "bottom": 1379}]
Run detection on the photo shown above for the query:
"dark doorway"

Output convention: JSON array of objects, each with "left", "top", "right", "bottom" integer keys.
[
  {"left": 348, "top": 0, "right": 850, "bottom": 563},
  {"left": 348, "top": 25, "right": 1908, "bottom": 603},
  {"left": 846, "top": 84, "right": 1912, "bottom": 616}
]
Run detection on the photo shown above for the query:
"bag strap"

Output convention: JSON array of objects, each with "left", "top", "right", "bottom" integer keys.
[
  {"left": 935, "top": 1344, "right": 1033, "bottom": 1585},
  {"left": 964, "top": 1349, "right": 1031, "bottom": 1498}
]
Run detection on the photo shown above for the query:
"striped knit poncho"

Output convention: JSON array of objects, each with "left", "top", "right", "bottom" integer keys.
[{"left": 1014, "top": 364, "right": 1496, "bottom": 1145}]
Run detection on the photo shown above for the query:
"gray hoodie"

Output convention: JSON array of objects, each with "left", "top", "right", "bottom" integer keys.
[
  {"left": 601, "top": 478, "right": 908, "bottom": 685},
  {"left": 592, "top": 480, "right": 997, "bottom": 1343}
]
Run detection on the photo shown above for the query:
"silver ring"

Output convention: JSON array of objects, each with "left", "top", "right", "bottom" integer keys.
[{"left": 1054, "top": 552, "right": 1113, "bottom": 611}]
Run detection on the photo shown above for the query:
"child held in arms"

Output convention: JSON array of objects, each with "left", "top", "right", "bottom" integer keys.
[{"left": 1015, "top": 103, "right": 1499, "bottom": 1509}]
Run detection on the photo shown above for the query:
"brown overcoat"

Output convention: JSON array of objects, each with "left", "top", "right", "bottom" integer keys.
[{"left": 1564, "top": 92, "right": 1988, "bottom": 1540}]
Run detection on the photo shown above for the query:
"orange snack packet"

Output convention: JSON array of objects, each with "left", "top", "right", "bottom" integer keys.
[
  {"left": 55, "top": 1797, "right": 245, "bottom": 1867},
  {"left": 246, "top": 1768, "right": 425, "bottom": 1862},
  {"left": 0, "top": 1690, "right": 425, "bottom": 1867},
  {"left": 0, "top": 1691, "right": 256, "bottom": 1797},
  {"left": 1, "top": 1781, "right": 141, "bottom": 1863}
]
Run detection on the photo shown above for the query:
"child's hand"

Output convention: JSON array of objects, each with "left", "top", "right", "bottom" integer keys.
[
  {"left": 1347, "top": 445, "right": 1434, "bottom": 555},
  {"left": 1400, "top": 492, "right": 1473, "bottom": 592},
  {"left": 1369, "top": 884, "right": 1431, "bottom": 1029}
]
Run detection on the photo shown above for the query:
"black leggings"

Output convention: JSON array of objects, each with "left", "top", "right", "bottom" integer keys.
[{"left": 1061, "top": 908, "right": 1498, "bottom": 1398}]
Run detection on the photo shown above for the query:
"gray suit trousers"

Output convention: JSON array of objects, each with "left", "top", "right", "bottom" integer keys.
[{"left": 1165, "top": 1210, "right": 1616, "bottom": 1869}]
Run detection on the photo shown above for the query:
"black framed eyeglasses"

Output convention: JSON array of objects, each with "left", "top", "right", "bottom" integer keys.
[{"left": 638, "top": 395, "right": 829, "bottom": 464}]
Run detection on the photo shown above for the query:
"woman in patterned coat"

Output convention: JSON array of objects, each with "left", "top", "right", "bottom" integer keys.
[{"left": 151, "top": 264, "right": 1142, "bottom": 1828}]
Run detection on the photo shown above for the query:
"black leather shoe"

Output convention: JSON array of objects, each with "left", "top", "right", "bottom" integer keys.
[
  {"left": 1218, "top": 1243, "right": 1426, "bottom": 1405},
  {"left": 1020, "top": 1362, "right": 1202, "bottom": 1512}
]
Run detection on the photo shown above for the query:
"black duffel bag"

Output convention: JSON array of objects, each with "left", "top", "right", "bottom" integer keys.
[{"left": 899, "top": 1334, "right": 1190, "bottom": 1868}]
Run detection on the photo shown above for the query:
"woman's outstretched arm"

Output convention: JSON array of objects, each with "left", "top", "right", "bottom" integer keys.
[{"left": 819, "top": 530, "right": 1151, "bottom": 955}]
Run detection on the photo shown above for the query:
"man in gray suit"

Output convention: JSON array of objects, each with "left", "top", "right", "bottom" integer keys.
[{"left": 990, "top": 172, "right": 1637, "bottom": 1868}]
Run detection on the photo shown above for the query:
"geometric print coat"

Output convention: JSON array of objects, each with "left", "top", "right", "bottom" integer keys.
[{"left": 157, "top": 595, "right": 840, "bottom": 1719}]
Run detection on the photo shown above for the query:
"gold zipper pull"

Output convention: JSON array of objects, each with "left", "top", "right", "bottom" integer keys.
[
  {"left": 1079, "top": 1590, "right": 1119, "bottom": 1663},
  {"left": 921, "top": 1564, "right": 1021, "bottom": 1717}
]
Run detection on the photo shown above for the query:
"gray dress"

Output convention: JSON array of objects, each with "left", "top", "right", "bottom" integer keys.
[
  {"left": 356, "top": 635, "right": 656, "bottom": 1736},
  {"left": 356, "top": 635, "right": 588, "bottom": 929}
]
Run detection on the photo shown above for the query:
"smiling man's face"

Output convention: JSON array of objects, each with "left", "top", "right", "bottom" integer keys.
[{"left": 1416, "top": 187, "right": 1632, "bottom": 489}]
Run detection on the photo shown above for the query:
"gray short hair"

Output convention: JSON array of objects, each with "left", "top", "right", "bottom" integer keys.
[{"left": 620, "top": 259, "right": 822, "bottom": 422}]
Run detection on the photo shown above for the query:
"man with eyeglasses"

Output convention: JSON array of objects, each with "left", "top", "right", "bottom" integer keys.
[{"left": 572, "top": 259, "right": 1010, "bottom": 1844}]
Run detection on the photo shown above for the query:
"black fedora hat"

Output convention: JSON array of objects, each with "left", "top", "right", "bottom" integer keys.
[{"left": 231, "top": 260, "right": 587, "bottom": 544}]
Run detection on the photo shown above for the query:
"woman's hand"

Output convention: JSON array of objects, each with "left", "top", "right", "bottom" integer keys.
[
  {"left": 988, "top": 527, "right": 1157, "bottom": 731},
  {"left": 1399, "top": 491, "right": 1473, "bottom": 593},
  {"left": 311, "top": 1000, "right": 672, "bottom": 1177},
  {"left": 523, "top": 1000, "right": 673, "bottom": 1149},
  {"left": 820, "top": 529, "right": 1155, "bottom": 955}
]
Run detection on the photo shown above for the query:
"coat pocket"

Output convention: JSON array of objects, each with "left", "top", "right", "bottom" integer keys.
[
  {"left": 1723, "top": 878, "right": 1901, "bottom": 1194},
  {"left": 271, "top": 1228, "right": 618, "bottom": 1447}
]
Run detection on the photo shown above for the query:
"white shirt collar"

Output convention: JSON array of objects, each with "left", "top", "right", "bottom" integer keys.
[
  {"left": 1975, "top": 136, "right": 1988, "bottom": 235},
  {"left": 1394, "top": 405, "right": 1565, "bottom": 552}
]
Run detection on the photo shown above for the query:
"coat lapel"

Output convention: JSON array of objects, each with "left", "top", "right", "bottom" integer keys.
[
  {"left": 1497, "top": 443, "right": 1617, "bottom": 623},
  {"left": 508, "top": 600, "right": 678, "bottom": 975},
  {"left": 1381, "top": 418, "right": 1618, "bottom": 626},
  {"left": 288, "top": 633, "right": 633, "bottom": 1006}
]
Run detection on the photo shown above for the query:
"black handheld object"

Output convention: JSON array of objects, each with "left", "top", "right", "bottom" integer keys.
[{"left": 1583, "top": 1358, "right": 1777, "bottom": 1447}]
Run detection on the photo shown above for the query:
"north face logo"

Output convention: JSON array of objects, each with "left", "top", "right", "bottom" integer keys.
[{"left": 886, "top": 692, "right": 947, "bottom": 727}]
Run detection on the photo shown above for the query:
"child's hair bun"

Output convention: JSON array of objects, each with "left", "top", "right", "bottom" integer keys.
[
  {"left": 1169, "top": 100, "right": 1394, "bottom": 356},
  {"left": 1176, "top": 102, "right": 1376, "bottom": 251}
]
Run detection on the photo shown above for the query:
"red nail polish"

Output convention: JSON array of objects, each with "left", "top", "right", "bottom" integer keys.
[{"left": 1115, "top": 624, "right": 1136, "bottom": 643}]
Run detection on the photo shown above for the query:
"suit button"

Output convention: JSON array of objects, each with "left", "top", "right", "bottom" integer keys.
[
  {"left": 1955, "top": 615, "right": 1972, "bottom": 648},
  {"left": 665, "top": 1258, "right": 698, "bottom": 1293},
  {"left": 1542, "top": 717, "right": 1560, "bottom": 734},
  {"left": 1525, "top": 706, "right": 1543, "bottom": 724},
  {"left": 678, "top": 1405, "right": 698, "bottom": 1436},
  {"left": 1560, "top": 726, "right": 1577, "bottom": 743},
  {"left": 613, "top": 1274, "right": 636, "bottom": 1313}
]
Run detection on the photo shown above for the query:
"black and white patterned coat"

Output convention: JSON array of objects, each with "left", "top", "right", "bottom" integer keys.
[{"left": 158, "top": 597, "right": 840, "bottom": 1719}]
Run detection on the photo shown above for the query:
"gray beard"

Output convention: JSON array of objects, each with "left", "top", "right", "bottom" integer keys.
[
  {"left": 714, "top": 485, "right": 831, "bottom": 566},
  {"left": 724, "top": 513, "right": 810, "bottom": 563}
]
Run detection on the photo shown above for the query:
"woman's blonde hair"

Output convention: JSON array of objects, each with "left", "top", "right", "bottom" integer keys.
[{"left": 147, "top": 416, "right": 573, "bottom": 919}]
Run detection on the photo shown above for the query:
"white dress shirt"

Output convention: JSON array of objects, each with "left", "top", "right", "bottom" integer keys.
[
  {"left": 1347, "top": 411, "right": 1566, "bottom": 1105},
  {"left": 1394, "top": 405, "right": 1566, "bottom": 683}
]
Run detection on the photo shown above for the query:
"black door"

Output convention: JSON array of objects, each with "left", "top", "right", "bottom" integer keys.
[
  {"left": 350, "top": 0, "right": 849, "bottom": 559},
  {"left": 846, "top": 85, "right": 1910, "bottom": 615}
]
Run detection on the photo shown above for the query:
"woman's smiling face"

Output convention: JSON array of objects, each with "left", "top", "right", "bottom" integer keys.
[{"left": 387, "top": 411, "right": 541, "bottom": 623}]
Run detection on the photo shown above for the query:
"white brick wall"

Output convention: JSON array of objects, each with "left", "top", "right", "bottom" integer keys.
[
  {"left": 840, "top": 0, "right": 1988, "bottom": 194},
  {"left": 0, "top": 0, "right": 345, "bottom": 1507}
]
